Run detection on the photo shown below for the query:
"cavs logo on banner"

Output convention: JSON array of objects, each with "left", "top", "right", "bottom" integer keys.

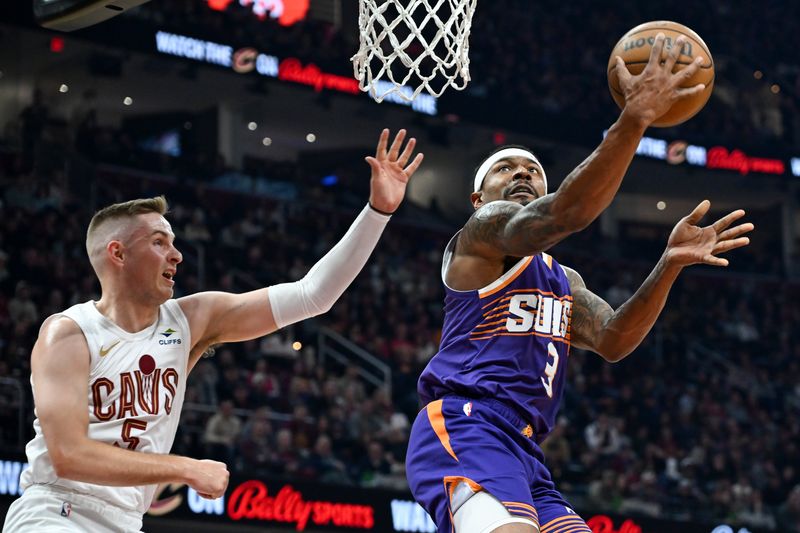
[{"left": 149, "top": 483, "right": 186, "bottom": 516}]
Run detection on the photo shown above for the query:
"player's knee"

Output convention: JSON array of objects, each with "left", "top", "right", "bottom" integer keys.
[{"left": 451, "top": 483, "right": 538, "bottom": 533}]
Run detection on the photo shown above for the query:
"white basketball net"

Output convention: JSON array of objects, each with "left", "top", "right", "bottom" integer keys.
[{"left": 352, "top": 0, "right": 478, "bottom": 103}]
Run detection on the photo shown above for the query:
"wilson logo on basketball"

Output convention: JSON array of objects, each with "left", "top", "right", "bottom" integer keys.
[{"left": 623, "top": 36, "right": 694, "bottom": 57}]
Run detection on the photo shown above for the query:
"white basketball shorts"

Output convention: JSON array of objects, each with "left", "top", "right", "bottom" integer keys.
[{"left": 3, "top": 484, "right": 143, "bottom": 533}]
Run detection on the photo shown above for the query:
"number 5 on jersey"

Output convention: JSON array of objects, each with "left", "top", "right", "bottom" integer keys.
[
  {"left": 541, "top": 342, "right": 559, "bottom": 398},
  {"left": 113, "top": 419, "right": 148, "bottom": 450}
]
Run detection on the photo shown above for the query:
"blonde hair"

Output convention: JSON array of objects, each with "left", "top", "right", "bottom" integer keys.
[{"left": 86, "top": 196, "right": 169, "bottom": 267}]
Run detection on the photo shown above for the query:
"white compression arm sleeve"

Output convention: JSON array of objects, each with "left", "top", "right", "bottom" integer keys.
[{"left": 267, "top": 204, "right": 391, "bottom": 329}]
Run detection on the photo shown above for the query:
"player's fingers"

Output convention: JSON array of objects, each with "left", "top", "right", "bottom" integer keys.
[
  {"left": 712, "top": 237, "right": 750, "bottom": 255},
  {"left": 717, "top": 222, "right": 754, "bottom": 241},
  {"left": 404, "top": 153, "right": 425, "bottom": 176},
  {"left": 615, "top": 56, "right": 632, "bottom": 86},
  {"left": 663, "top": 35, "right": 685, "bottom": 71},
  {"left": 365, "top": 156, "right": 381, "bottom": 174},
  {"left": 674, "top": 82, "right": 706, "bottom": 100},
  {"left": 684, "top": 199, "right": 710, "bottom": 224},
  {"left": 375, "top": 128, "right": 390, "bottom": 158},
  {"left": 703, "top": 254, "right": 729, "bottom": 267},
  {"left": 711, "top": 209, "right": 746, "bottom": 232},
  {"left": 647, "top": 33, "right": 666, "bottom": 68},
  {"left": 397, "top": 137, "right": 417, "bottom": 167},
  {"left": 671, "top": 55, "right": 703, "bottom": 87},
  {"left": 388, "top": 129, "right": 407, "bottom": 160}
]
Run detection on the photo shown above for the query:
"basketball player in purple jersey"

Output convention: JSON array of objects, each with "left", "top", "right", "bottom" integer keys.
[{"left": 406, "top": 35, "right": 754, "bottom": 533}]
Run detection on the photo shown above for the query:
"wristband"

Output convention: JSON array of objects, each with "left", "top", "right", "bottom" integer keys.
[{"left": 368, "top": 202, "right": 395, "bottom": 217}]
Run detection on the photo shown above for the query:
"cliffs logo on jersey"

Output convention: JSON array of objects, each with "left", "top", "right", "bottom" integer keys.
[
  {"left": 91, "top": 354, "right": 180, "bottom": 423},
  {"left": 472, "top": 289, "right": 572, "bottom": 343},
  {"left": 159, "top": 327, "right": 182, "bottom": 346}
]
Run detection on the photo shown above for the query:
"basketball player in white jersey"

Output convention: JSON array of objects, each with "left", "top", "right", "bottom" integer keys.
[{"left": 3, "top": 129, "right": 423, "bottom": 533}]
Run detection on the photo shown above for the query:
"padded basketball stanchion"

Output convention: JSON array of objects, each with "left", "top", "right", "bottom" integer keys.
[
  {"left": 351, "top": 0, "right": 478, "bottom": 103},
  {"left": 34, "top": 0, "right": 152, "bottom": 32}
]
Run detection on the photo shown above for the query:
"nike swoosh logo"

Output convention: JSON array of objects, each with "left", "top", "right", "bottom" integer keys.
[{"left": 99, "top": 340, "right": 121, "bottom": 357}]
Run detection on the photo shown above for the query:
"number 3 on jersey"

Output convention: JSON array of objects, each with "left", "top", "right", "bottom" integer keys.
[{"left": 541, "top": 342, "right": 559, "bottom": 398}]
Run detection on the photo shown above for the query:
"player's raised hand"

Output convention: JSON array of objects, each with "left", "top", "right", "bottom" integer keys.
[
  {"left": 187, "top": 459, "right": 230, "bottom": 499},
  {"left": 365, "top": 128, "right": 424, "bottom": 214},
  {"left": 615, "top": 33, "right": 706, "bottom": 127},
  {"left": 664, "top": 200, "right": 754, "bottom": 267}
]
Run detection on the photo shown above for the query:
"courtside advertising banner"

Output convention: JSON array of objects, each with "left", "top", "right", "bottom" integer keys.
[{"left": 0, "top": 456, "right": 769, "bottom": 533}]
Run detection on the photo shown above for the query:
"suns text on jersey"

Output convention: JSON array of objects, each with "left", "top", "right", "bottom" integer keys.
[{"left": 506, "top": 293, "right": 572, "bottom": 338}]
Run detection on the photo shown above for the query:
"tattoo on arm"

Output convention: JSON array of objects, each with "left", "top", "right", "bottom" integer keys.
[
  {"left": 458, "top": 201, "right": 520, "bottom": 257},
  {"left": 563, "top": 266, "right": 614, "bottom": 352},
  {"left": 503, "top": 195, "right": 575, "bottom": 255},
  {"left": 459, "top": 197, "right": 575, "bottom": 258}
]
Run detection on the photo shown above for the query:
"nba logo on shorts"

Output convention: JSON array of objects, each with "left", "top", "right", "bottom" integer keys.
[
  {"left": 463, "top": 401, "right": 473, "bottom": 416},
  {"left": 61, "top": 501, "right": 72, "bottom": 518}
]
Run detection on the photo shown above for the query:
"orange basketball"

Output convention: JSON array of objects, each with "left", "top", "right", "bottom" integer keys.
[{"left": 607, "top": 21, "right": 715, "bottom": 127}]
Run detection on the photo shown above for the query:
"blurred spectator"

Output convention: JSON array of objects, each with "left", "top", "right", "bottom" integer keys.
[
  {"left": 182, "top": 209, "right": 212, "bottom": 243},
  {"left": 356, "top": 440, "right": 395, "bottom": 488},
  {"left": 301, "top": 434, "right": 350, "bottom": 485},
  {"left": 7, "top": 281, "right": 37, "bottom": 326},
  {"left": 248, "top": 358, "right": 281, "bottom": 404},
  {"left": 777, "top": 485, "right": 800, "bottom": 533},
  {"left": 270, "top": 427, "right": 301, "bottom": 478},
  {"left": 203, "top": 400, "right": 241, "bottom": 463},
  {"left": 588, "top": 469, "right": 623, "bottom": 512},
  {"left": 541, "top": 417, "right": 571, "bottom": 481},
  {"left": 237, "top": 415, "right": 273, "bottom": 476},
  {"left": 584, "top": 413, "right": 623, "bottom": 458}
]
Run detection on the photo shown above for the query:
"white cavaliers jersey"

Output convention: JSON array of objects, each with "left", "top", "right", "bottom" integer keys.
[{"left": 21, "top": 299, "right": 190, "bottom": 515}]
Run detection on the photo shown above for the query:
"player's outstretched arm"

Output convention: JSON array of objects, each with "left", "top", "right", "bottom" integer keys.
[
  {"left": 566, "top": 201, "right": 753, "bottom": 362},
  {"left": 461, "top": 34, "right": 707, "bottom": 259},
  {"left": 31, "top": 315, "right": 229, "bottom": 498},
  {"left": 179, "top": 129, "right": 423, "bottom": 367}
]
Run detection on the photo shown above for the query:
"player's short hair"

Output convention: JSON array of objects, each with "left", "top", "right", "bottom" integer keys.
[
  {"left": 472, "top": 144, "right": 540, "bottom": 191},
  {"left": 86, "top": 196, "right": 169, "bottom": 260},
  {"left": 87, "top": 196, "right": 168, "bottom": 238}
]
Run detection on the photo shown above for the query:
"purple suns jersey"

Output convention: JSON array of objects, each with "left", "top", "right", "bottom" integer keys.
[{"left": 418, "top": 232, "right": 573, "bottom": 441}]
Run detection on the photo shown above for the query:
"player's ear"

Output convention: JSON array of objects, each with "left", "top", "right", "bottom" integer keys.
[
  {"left": 107, "top": 241, "right": 124, "bottom": 265},
  {"left": 470, "top": 191, "right": 483, "bottom": 209}
]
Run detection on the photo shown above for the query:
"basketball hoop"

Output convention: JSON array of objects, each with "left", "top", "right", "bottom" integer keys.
[{"left": 351, "top": 0, "right": 478, "bottom": 103}]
